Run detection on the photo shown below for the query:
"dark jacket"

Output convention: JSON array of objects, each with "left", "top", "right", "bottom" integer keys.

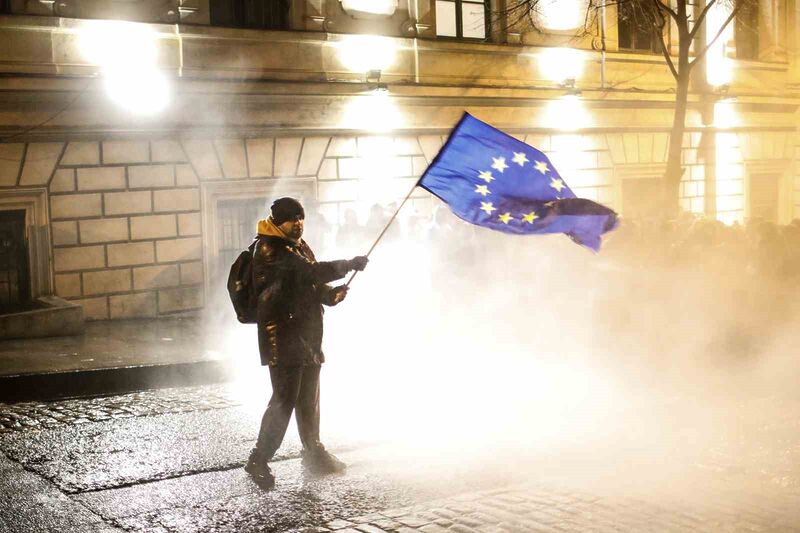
[{"left": 253, "top": 234, "right": 350, "bottom": 367}]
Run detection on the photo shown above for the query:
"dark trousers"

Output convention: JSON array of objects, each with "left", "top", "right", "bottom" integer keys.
[{"left": 255, "top": 364, "right": 322, "bottom": 460}]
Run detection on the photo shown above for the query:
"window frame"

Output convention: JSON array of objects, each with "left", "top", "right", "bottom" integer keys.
[
  {"left": 744, "top": 160, "right": 792, "bottom": 224},
  {"left": 615, "top": 1, "right": 665, "bottom": 55},
  {"left": 435, "top": 0, "right": 490, "bottom": 42},
  {"left": 208, "top": 0, "right": 291, "bottom": 31},
  {"left": 734, "top": 0, "right": 760, "bottom": 60}
]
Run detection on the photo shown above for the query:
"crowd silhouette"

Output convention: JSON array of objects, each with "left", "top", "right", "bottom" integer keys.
[{"left": 306, "top": 199, "right": 800, "bottom": 287}]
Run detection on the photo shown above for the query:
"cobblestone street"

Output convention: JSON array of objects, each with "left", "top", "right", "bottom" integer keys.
[
  {"left": 0, "top": 385, "right": 240, "bottom": 433},
  {"left": 312, "top": 480, "right": 800, "bottom": 533},
  {"left": 1, "top": 381, "right": 799, "bottom": 532}
]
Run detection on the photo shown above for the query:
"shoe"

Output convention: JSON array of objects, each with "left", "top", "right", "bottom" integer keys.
[
  {"left": 302, "top": 448, "right": 346, "bottom": 475},
  {"left": 244, "top": 450, "right": 275, "bottom": 489}
]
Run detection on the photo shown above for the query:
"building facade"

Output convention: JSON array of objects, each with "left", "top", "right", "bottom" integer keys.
[{"left": 0, "top": 0, "right": 798, "bottom": 320}]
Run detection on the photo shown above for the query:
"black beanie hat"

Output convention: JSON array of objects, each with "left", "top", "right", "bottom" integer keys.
[{"left": 271, "top": 197, "right": 305, "bottom": 225}]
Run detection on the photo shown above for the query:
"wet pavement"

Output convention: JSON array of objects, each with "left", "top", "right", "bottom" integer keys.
[
  {"left": 0, "top": 385, "right": 240, "bottom": 434},
  {"left": 0, "top": 317, "right": 254, "bottom": 401},
  {"left": 1, "top": 381, "right": 799, "bottom": 532},
  {"left": 0, "top": 317, "right": 225, "bottom": 377},
  {"left": 0, "top": 383, "right": 537, "bottom": 532}
]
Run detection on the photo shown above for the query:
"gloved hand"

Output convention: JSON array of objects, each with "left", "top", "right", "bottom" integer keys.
[
  {"left": 348, "top": 256, "right": 369, "bottom": 272},
  {"left": 329, "top": 285, "right": 348, "bottom": 305}
]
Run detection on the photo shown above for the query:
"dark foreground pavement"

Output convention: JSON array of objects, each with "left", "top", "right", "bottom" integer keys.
[
  {"left": 0, "top": 317, "right": 246, "bottom": 402},
  {"left": 2, "top": 382, "right": 800, "bottom": 533}
]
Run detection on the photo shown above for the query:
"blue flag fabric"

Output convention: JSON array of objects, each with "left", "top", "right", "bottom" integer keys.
[{"left": 418, "top": 113, "right": 618, "bottom": 252}]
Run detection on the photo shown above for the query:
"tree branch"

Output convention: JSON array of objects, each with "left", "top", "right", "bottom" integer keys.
[
  {"left": 689, "top": 0, "right": 718, "bottom": 41},
  {"left": 490, "top": 0, "right": 545, "bottom": 35},
  {"left": 689, "top": 2, "right": 742, "bottom": 70},
  {"left": 651, "top": 0, "right": 678, "bottom": 21},
  {"left": 657, "top": 23, "right": 680, "bottom": 80}
]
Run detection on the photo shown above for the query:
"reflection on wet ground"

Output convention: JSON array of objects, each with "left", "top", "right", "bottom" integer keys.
[
  {"left": 0, "top": 316, "right": 241, "bottom": 376},
  {"left": 1, "top": 381, "right": 799, "bottom": 532}
]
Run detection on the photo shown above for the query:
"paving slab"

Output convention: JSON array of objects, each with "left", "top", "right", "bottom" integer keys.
[
  {"left": 73, "top": 445, "right": 531, "bottom": 533},
  {"left": 1, "top": 381, "right": 799, "bottom": 532},
  {"left": 328, "top": 479, "right": 800, "bottom": 533},
  {"left": 0, "top": 407, "right": 276, "bottom": 493},
  {"left": 0, "top": 387, "right": 377, "bottom": 494},
  {"left": 0, "top": 452, "right": 123, "bottom": 533}
]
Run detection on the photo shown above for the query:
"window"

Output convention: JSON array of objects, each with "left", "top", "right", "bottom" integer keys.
[
  {"left": 216, "top": 197, "right": 267, "bottom": 282},
  {"left": 617, "top": 2, "right": 660, "bottom": 53},
  {"left": 622, "top": 178, "right": 662, "bottom": 220},
  {"left": 0, "top": 210, "right": 30, "bottom": 312},
  {"left": 436, "top": 0, "right": 487, "bottom": 40},
  {"left": 735, "top": 0, "right": 759, "bottom": 59},
  {"left": 748, "top": 172, "right": 780, "bottom": 222},
  {"left": 209, "top": 0, "right": 290, "bottom": 30}
]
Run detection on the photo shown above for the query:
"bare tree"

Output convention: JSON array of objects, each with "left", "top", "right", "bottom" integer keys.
[{"left": 495, "top": 0, "right": 750, "bottom": 216}]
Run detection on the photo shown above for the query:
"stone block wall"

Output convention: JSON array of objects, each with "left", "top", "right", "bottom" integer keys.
[
  {"left": 0, "top": 127, "right": 795, "bottom": 321},
  {"left": 46, "top": 140, "right": 203, "bottom": 320},
  {"left": 715, "top": 131, "right": 794, "bottom": 224},
  {"left": 795, "top": 141, "right": 800, "bottom": 219}
]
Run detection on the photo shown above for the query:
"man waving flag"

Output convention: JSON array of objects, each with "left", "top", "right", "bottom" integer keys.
[{"left": 419, "top": 113, "right": 618, "bottom": 252}]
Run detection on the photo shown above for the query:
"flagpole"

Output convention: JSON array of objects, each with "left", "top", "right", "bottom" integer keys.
[{"left": 344, "top": 178, "right": 421, "bottom": 288}]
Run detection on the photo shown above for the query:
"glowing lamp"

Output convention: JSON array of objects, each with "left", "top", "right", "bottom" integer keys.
[
  {"left": 78, "top": 20, "right": 170, "bottom": 115},
  {"left": 540, "top": 0, "right": 584, "bottom": 31},
  {"left": 539, "top": 47, "right": 584, "bottom": 85},
  {"left": 707, "top": 56, "right": 733, "bottom": 87},
  {"left": 336, "top": 35, "right": 397, "bottom": 74}
]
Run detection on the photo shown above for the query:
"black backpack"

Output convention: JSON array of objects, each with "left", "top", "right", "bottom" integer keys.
[{"left": 227, "top": 240, "right": 257, "bottom": 324}]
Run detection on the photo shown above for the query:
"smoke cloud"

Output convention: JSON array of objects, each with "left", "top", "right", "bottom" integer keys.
[{"left": 211, "top": 201, "right": 800, "bottom": 500}]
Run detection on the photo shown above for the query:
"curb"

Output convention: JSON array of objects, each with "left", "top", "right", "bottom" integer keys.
[{"left": 0, "top": 360, "right": 235, "bottom": 402}]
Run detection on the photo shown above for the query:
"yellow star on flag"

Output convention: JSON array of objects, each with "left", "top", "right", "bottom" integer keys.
[
  {"left": 534, "top": 160, "right": 549, "bottom": 174},
  {"left": 491, "top": 157, "right": 508, "bottom": 173},
  {"left": 512, "top": 152, "right": 529, "bottom": 166},
  {"left": 498, "top": 212, "right": 513, "bottom": 224},
  {"left": 475, "top": 184, "right": 490, "bottom": 196},
  {"left": 480, "top": 201, "right": 496, "bottom": 215},
  {"left": 478, "top": 171, "right": 495, "bottom": 183},
  {"left": 522, "top": 211, "right": 539, "bottom": 224},
  {"left": 549, "top": 178, "right": 565, "bottom": 192}
]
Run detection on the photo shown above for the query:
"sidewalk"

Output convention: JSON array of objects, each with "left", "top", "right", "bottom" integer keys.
[{"left": 0, "top": 316, "right": 249, "bottom": 402}]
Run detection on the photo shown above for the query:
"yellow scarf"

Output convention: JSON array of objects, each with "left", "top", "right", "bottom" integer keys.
[{"left": 257, "top": 217, "right": 300, "bottom": 244}]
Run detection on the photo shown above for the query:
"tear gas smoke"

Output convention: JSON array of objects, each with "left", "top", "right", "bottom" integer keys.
[{"left": 207, "top": 201, "right": 800, "bottom": 498}]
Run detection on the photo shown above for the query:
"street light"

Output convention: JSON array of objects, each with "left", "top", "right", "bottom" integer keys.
[
  {"left": 540, "top": 0, "right": 584, "bottom": 31},
  {"left": 336, "top": 35, "right": 397, "bottom": 75},
  {"left": 78, "top": 20, "right": 170, "bottom": 115},
  {"left": 539, "top": 47, "right": 584, "bottom": 87}
]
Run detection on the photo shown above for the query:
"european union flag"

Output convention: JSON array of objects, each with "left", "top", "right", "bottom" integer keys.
[{"left": 419, "top": 113, "right": 618, "bottom": 252}]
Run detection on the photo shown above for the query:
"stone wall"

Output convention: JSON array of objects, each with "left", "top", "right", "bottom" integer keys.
[
  {"left": 714, "top": 131, "right": 794, "bottom": 224},
  {"left": 795, "top": 138, "right": 800, "bottom": 218},
  {"left": 0, "top": 139, "right": 202, "bottom": 320},
  {"left": 0, "top": 127, "right": 796, "bottom": 321}
]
